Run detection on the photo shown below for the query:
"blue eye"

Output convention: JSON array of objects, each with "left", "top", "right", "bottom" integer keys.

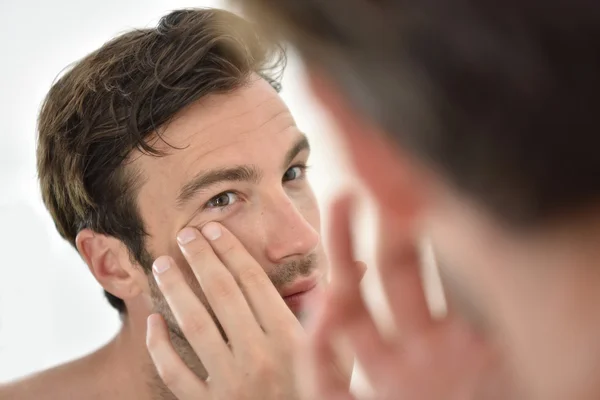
[
  {"left": 205, "top": 192, "right": 239, "bottom": 209},
  {"left": 283, "top": 165, "right": 307, "bottom": 182}
]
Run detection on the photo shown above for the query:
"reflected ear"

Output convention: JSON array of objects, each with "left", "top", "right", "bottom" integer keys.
[
  {"left": 76, "top": 229, "right": 145, "bottom": 302},
  {"left": 307, "top": 68, "right": 428, "bottom": 221}
]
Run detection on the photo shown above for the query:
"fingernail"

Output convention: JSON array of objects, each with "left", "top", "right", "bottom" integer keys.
[
  {"left": 357, "top": 261, "right": 368, "bottom": 279},
  {"left": 177, "top": 227, "right": 198, "bottom": 245},
  {"left": 201, "top": 222, "right": 221, "bottom": 241},
  {"left": 147, "top": 313, "right": 161, "bottom": 328},
  {"left": 153, "top": 257, "right": 171, "bottom": 274}
]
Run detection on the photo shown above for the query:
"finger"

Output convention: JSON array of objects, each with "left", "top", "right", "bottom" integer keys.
[
  {"left": 437, "top": 263, "right": 463, "bottom": 321},
  {"left": 302, "top": 294, "right": 357, "bottom": 400},
  {"left": 356, "top": 260, "right": 368, "bottom": 280},
  {"left": 199, "top": 222, "right": 299, "bottom": 332},
  {"left": 326, "top": 276, "right": 393, "bottom": 385},
  {"left": 152, "top": 256, "right": 233, "bottom": 377},
  {"left": 146, "top": 313, "right": 209, "bottom": 399},
  {"left": 328, "top": 195, "right": 363, "bottom": 288},
  {"left": 327, "top": 198, "right": 393, "bottom": 381},
  {"left": 328, "top": 261, "right": 368, "bottom": 387},
  {"left": 377, "top": 215, "right": 432, "bottom": 337},
  {"left": 176, "top": 227, "right": 264, "bottom": 346}
]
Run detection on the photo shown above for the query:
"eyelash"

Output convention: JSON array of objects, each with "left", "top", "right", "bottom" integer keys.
[
  {"left": 202, "top": 163, "right": 310, "bottom": 213},
  {"left": 203, "top": 192, "right": 240, "bottom": 213},
  {"left": 286, "top": 163, "right": 310, "bottom": 182}
]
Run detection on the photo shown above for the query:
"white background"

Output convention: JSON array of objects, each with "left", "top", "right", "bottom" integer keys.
[
  {"left": 0, "top": 2, "right": 445, "bottom": 395},
  {"left": 0, "top": 0, "right": 382, "bottom": 385}
]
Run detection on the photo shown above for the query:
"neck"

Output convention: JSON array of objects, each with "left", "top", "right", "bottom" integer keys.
[{"left": 94, "top": 315, "right": 176, "bottom": 400}]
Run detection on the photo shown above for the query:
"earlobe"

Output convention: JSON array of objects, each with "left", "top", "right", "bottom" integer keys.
[{"left": 76, "top": 229, "right": 144, "bottom": 302}]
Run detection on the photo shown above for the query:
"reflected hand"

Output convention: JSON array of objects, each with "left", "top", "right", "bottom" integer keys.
[{"left": 300, "top": 196, "right": 511, "bottom": 400}]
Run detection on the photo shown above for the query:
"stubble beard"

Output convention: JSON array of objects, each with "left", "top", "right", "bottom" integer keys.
[{"left": 146, "top": 252, "right": 319, "bottom": 384}]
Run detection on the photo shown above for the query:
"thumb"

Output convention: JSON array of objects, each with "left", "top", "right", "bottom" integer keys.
[{"left": 355, "top": 261, "right": 368, "bottom": 281}]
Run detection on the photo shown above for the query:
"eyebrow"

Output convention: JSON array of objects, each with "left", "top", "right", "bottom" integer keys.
[
  {"left": 176, "top": 165, "right": 261, "bottom": 208},
  {"left": 176, "top": 135, "right": 311, "bottom": 209},
  {"left": 283, "top": 135, "right": 310, "bottom": 170}
]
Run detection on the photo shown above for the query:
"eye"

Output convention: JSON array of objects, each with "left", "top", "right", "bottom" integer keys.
[
  {"left": 205, "top": 191, "right": 239, "bottom": 209},
  {"left": 283, "top": 165, "right": 307, "bottom": 182}
]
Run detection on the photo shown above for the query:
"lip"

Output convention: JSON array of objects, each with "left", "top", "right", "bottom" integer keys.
[
  {"left": 279, "top": 273, "right": 320, "bottom": 298},
  {"left": 279, "top": 272, "right": 322, "bottom": 315}
]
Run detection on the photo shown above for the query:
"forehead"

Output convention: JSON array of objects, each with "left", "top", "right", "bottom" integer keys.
[
  {"left": 156, "top": 77, "right": 294, "bottom": 155},
  {"left": 132, "top": 76, "right": 302, "bottom": 197}
]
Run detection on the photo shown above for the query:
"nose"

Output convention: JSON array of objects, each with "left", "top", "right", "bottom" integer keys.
[{"left": 261, "top": 195, "right": 320, "bottom": 264}]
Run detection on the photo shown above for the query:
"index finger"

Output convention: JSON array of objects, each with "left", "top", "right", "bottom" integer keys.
[
  {"left": 200, "top": 222, "right": 300, "bottom": 333},
  {"left": 377, "top": 214, "right": 432, "bottom": 337},
  {"left": 302, "top": 295, "right": 356, "bottom": 400},
  {"left": 177, "top": 228, "right": 264, "bottom": 345},
  {"left": 327, "top": 194, "right": 363, "bottom": 291}
]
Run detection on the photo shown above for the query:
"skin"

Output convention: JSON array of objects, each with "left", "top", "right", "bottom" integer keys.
[
  {"left": 130, "top": 74, "right": 327, "bottom": 368},
  {"left": 0, "top": 75, "right": 354, "bottom": 399},
  {"left": 159, "top": 74, "right": 511, "bottom": 400},
  {"left": 154, "top": 65, "right": 600, "bottom": 400},
  {"left": 146, "top": 221, "right": 359, "bottom": 399},
  {"left": 297, "top": 71, "right": 600, "bottom": 399}
]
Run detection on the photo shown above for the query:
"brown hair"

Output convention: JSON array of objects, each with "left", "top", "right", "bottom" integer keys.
[
  {"left": 37, "top": 8, "right": 285, "bottom": 312},
  {"left": 237, "top": 0, "right": 600, "bottom": 225}
]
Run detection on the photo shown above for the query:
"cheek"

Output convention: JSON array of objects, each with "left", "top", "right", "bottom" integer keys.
[
  {"left": 289, "top": 185, "right": 321, "bottom": 230},
  {"left": 425, "top": 205, "right": 508, "bottom": 327},
  {"left": 216, "top": 209, "right": 268, "bottom": 261}
]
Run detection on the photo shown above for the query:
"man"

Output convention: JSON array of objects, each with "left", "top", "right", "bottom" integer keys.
[
  {"left": 0, "top": 8, "right": 353, "bottom": 400},
  {"left": 200, "top": 1, "right": 600, "bottom": 400}
]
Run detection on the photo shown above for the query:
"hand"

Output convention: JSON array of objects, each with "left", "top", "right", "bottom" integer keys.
[
  {"left": 300, "top": 195, "right": 513, "bottom": 400},
  {"left": 146, "top": 222, "right": 305, "bottom": 400}
]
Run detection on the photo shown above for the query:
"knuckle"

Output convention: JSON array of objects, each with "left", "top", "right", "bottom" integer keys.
[
  {"left": 218, "top": 375, "right": 244, "bottom": 399},
  {"left": 254, "top": 354, "right": 276, "bottom": 379},
  {"left": 218, "top": 239, "right": 236, "bottom": 257},
  {"left": 183, "top": 241, "right": 210, "bottom": 260},
  {"left": 243, "top": 343, "right": 277, "bottom": 378},
  {"left": 245, "top": 345, "right": 276, "bottom": 376},
  {"left": 238, "top": 266, "right": 269, "bottom": 289},
  {"left": 159, "top": 368, "right": 180, "bottom": 389},
  {"left": 180, "top": 315, "right": 211, "bottom": 338},
  {"left": 206, "top": 273, "right": 237, "bottom": 299},
  {"left": 215, "top": 240, "right": 242, "bottom": 259}
]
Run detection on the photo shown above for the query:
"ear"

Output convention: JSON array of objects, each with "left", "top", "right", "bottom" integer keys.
[
  {"left": 76, "top": 229, "right": 147, "bottom": 303},
  {"left": 306, "top": 68, "right": 429, "bottom": 222}
]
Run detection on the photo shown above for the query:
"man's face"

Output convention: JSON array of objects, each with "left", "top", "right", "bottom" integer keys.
[
  {"left": 348, "top": 131, "right": 600, "bottom": 399},
  {"left": 308, "top": 72, "right": 600, "bottom": 399},
  {"left": 131, "top": 76, "right": 326, "bottom": 357},
  {"left": 425, "top": 194, "right": 600, "bottom": 399}
]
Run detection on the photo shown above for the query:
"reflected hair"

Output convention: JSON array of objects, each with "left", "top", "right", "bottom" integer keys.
[{"left": 238, "top": 0, "right": 600, "bottom": 226}]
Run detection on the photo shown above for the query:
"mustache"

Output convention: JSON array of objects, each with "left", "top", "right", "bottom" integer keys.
[
  {"left": 144, "top": 240, "right": 323, "bottom": 369},
  {"left": 266, "top": 252, "right": 317, "bottom": 289},
  {"left": 160, "top": 252, "right": 318, "bottom": 344}
]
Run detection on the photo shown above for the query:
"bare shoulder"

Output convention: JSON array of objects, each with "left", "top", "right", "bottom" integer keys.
[
  {"left": 0, "top": 348, "right": 116, "bottom": 400},
  {"left": 0, "top": 360, "right": 92, "bottom": 400},
  {"left": 0, "top": 375, "right": 48, "bottom": 400}
]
